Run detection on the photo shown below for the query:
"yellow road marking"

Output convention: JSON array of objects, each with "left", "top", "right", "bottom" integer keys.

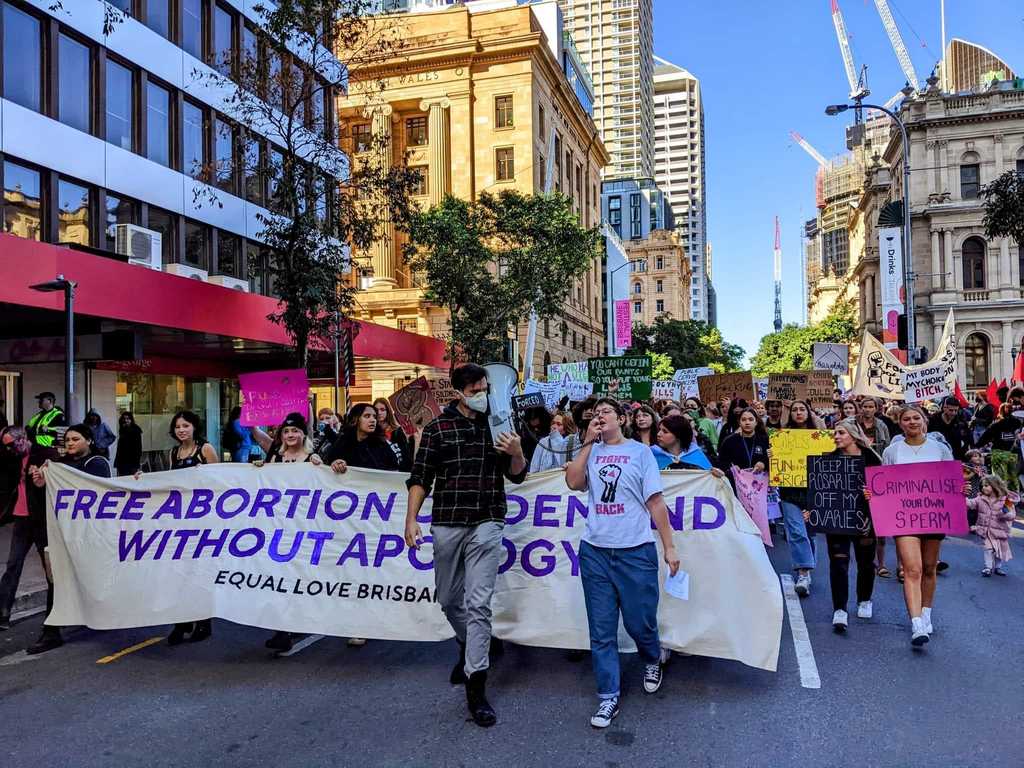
[{"left": 96, "top": 636, "right": 164, "bottom": 665}]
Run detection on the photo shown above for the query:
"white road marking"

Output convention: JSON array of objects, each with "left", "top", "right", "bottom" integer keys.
[
  {"left": 780, "top": 574, "right": 821, "bottom": 690},
  {"left": 0, "top": 650, "right": 41, "bottom": 667},
  {"left": 275, "top": 634, "right": 325, "bottom": 657}
]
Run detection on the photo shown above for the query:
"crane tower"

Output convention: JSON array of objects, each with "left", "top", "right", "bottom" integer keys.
[{"left": 773, "top": 217, "right": 783, "bottom": 332}]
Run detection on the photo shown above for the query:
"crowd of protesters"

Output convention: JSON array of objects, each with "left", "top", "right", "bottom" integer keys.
[{"left": 1, "top": 370, "right": 1020, "bottom": 729}]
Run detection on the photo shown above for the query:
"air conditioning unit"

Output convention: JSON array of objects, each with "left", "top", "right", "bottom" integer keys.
[
  {"left": 208, "top": 275, "right": 250, "bottom": 292},
  {"left": 164, "top": 263, "right": 209, "bottom": 281},
  {"left": 114, "top": 224, "right": 162, "bottom": 270}
]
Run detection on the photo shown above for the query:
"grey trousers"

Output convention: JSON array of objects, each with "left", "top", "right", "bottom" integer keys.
[{"left": 431, "top": 521, "right": 504, "bottom": 677}]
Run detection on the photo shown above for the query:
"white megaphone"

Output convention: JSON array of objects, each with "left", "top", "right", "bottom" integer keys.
[{"left": 483, "top": 362, "right": 519, "bottom": 443}]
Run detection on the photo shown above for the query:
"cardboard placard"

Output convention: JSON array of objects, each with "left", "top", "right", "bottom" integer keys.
[
  {"left": 426, "top": 377, "right": 460, "bottom": 407},
  {"left": 812, "top": 343, "right": 850, "bottom": 375},
  {"left": 866, "top": 460, "right": 969, "bottom": 536},
  {"left": 768, "top": 428, "right": 833, "bottom": 487},
  {"left": 805, "top": 455, "right": 868, "bottom": 534},
  {"left": 588, "top": 356, "right": 652, "bottom": 400},
  {"left": 766, "top": 372, "right": 809, "bottom": 402},
  {"left": 389, "top": 376, "right": 441, "bottom": 436},
  {"left": 806, "top": 371, "right": 836, "bottom": 411},
  {"left": 697, "top": 371, "right": 755, "bottom": 405}
]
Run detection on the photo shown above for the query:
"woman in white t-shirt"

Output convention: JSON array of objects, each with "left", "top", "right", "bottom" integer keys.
[
  {"left": 878, "top": 405, "right": 954, "bottom": 648},
  {"left": 565, "top": 397, "right": 681, "bottom": 729}
]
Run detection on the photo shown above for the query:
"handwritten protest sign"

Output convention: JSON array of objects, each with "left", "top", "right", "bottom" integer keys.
[
  {"left": 512, "top": 392, "right": 546, "bottom": 413},
  {"left": 426, "top": 377, "right": 459, "bottom": 407},
  {"left": 588, "top": 355, "right": 652, "bottom": 400},
  {"left": 388, "top": 377, "right": 441, "bottom": 436},
  {"left": 673, "top": 367, "right": 714, "bottom": 398},
  {"left": 806, "top": 371, "right": 835, "bottom": 411},
  {"left": 697, "top": 371, "right": 755, "bottom": 405},
  {"left": 866, "top": 460, "right": 969, "bottom": 536},
  {"left": 239, "top": 369, "right": 309, "bottom": 427},
  {"left": 805, "top": 455, "right": 867, "bottom": 534},
  {"left": 767, "top": 372, "right": 809, "bottom": 402},
  {"left": 547, "top": 362, "right": 592, "bottom": 402},
  {"left": 731, "top": 468, "right": 772, "bottom": 547},
  {"left": 652, "top": 380, "right": 682, "bottom": 401},
  {"left": 755, "top": 377, "right": 769, "bottom": 401},
  {"left": 768, "top": 429, "right": 833, "bottom": 487},
  {"left": 812, "top": 343, "right": 850, "bottom": 375},
  {"left": 902, "top": 313, "right": 956, "bottom": 403}
]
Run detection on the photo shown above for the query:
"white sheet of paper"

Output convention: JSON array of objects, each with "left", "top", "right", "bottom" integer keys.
[{"left": 665, "top": 569, "right": 690, "bottom": 601}]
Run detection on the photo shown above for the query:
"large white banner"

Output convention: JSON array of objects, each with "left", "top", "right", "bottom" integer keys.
[
  {"left": 45, "top": 463, "right": 783, "bottom": 672},
  {"left": 851, "top": 310, "right": 956, "bottom": 402},
  {"left": 879, "top": 225, "right": 904, "bottom": 353}
]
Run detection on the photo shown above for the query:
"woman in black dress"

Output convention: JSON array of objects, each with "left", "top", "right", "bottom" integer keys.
[{"left": 114, "top": 412, "right": 144, "bottom": 476}]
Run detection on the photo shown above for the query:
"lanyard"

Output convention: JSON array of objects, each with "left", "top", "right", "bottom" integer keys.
[{"left": 741, "top": 436, "right": 756, "bottom": 466}]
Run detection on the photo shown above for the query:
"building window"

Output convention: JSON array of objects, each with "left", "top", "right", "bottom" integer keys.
[
  {"left": 608, "top": 195, "right": 621, "bottom": 236},
  {"left": 3, "top": 3, "right": 42, "bottom": 113},
  {"left": 656, "top": 279, "right": 663, "bottom": 292},
  {"left": 656, "top": 299, "right": 664, "bottom": 313},
  {"left": 409, "top": 165, "right": 428, "bottom": 196},
  {"left": 183, "top": 101, "right": 206, "bottom": 179},
  {"left": 632, "top": 282, "right": 641, "bottom": 294},
  {"left": 267, "top": 147, "right": 284, "bottom": 211},
  {"left": 213, "top": 3, "right": 234, "bottom": 77},
  {"left": 146, "top": 206, "right": 175, "bottom": 265},
  {"left": 218, "top": 231, "right": 240, "bottom": 276},
  {"left": 184, "top": 219, "right": 209, "bottom": 268},
  {"left": 655, "top": 256, "right": 664, "bottom": 270},
  {"left": 181, "top": 0, "right": 204, "bottom": 59},
  {"left": 106, "top": 60, "right": 134, "bottom": 151},
  {"left": 244, "top": 135, "right": 263, "bottom": 204},
  {"left": 962, "top": 237, "right": 986, "bottom": 289},
  {"left": 57, "top": 179, "right": 90, "bottom": 245},
  {"left": 1018, "top": 157, "right": 1024, "bottom": 177},
  {"left": 964, "top": 333, "right": 989, "bottom": 388},
  {"left": 215, "top": 118, "right": 235, "bottom": 192},
  {"left": 3, "top": 160, "right": 42, "bottom": 240},
  {"left": 960, "top": 159, "right": 980, "bottom": 200},
  {"left": 495, "top": 147, "right": 514, "bottom": 182},
  {"left": 352, "top": 123, "right": 371, "bottom": 153},
  {"left": 543, "top": 318, "right": 550, "bottom": 338},
  {"left": 495, "top": 95, "right": 513, "bottom": 128},
  {"left": 146, "top": 81, "right": 171, "bottom": 167},
  {"left": 538, "top": 153, "right": 546, "bottom": 190},
  {"left": 633, "top": 300, "right": 642, "bottom": 314},
  {"left": 145, "top": 0, "right": 170, "bottom": 39},
  {"left": 105, "top": 194, "right": 135, "bottom": 243},
  {"left": 58, "top": 35, "right": 91, "bottom": 133},
  {"left": 406, "top": 116, "right": 427, "bottom": 146},
  {"left": 538, "top": 104, "right": 545, "bottom": 138}
]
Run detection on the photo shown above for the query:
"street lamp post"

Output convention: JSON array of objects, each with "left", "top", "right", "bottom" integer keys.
[
  {"left": 30, "top": 275, "right": 77, "bottom": 420},
  {"left": 1009, "top": 345, "right": 1018, "bottom": 382},
  {"left": 826, "top": 102, "right": 915, "bottom": 360}
]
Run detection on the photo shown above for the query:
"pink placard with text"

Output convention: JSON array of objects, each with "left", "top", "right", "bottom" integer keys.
[
  {"left": 614, "top": 300, "right": 632, "bottom": 349},
  {"left": 239, "top": 369, "right": 310, "bottom": 427},
  {"left": 866, "top": 460, "right": 969, "bottom": 536}
]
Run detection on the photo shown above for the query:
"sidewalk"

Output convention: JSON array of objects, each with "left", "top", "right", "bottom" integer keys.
[{"left": 0, "top": 522, "right": 48, "bottom": 618}]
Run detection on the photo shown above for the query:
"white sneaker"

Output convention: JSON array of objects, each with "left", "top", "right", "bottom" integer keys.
[
  {"left": 921, "top": 609, "right": 933, "bottom": 635},
  {"left": 911, "top": 617, "right": 929, "bottom": 647},
  {"left": 857, "top": 601, "right": 873, "bottom": 619},
  {"left": 347, "top": 637, "right": 366, "bottom": 647},
  {"left": 794, "top": 573, "right": 811, "bottom": 596},
  {"left": 832, "top": 609, "right": 848, "bottom": 633},
  {"left": 590, "top": 697, "right": 619, "bottom": 729}
]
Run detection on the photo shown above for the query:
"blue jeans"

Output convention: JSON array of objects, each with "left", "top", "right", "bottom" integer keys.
[
  {"left": 779, "top": 500, "right": 816, "bottom": 571},
  {"left": 579, "top": 540, "right": 662, "bottom": 699}
]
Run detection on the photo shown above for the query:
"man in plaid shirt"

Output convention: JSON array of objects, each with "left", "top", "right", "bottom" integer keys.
[{"left": 405, "top": 363, "right": 527, "bottom": 728}]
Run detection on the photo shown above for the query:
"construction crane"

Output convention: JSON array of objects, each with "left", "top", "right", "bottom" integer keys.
[
  {"left": 831, "top": 0, "right": 869, "bottom": 101},
  {"left": 790, "top": 131, "right": 828, "bottom": 167},
  {"left": 873, "top": 0, "right": 920, "bottom": 91},
  {"left": 773, "top": 217, "right": 783, "bottom": 333}
]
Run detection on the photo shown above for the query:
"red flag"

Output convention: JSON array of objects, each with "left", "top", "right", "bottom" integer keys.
[
  {"left": 986, "top": 379, "right": 1000, "bottom": 408},
  {"left": 953, "top": 382, "right": 969, "bottom": 408},
  {"left": 1013, "top": 348, "right": 1024, "bottom": 385}
]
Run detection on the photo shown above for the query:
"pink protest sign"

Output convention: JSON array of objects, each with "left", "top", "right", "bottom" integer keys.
[
  {"left": 238, "top": 369, "right": 310, "bottom": 427},
  {"left": 866, "top": 460, "right": 969, "bottom": 536},
  {"left": 614, "top": 300, "right": 632, "bottom": 349},
  {"left": 731, "top": 467, "right": 772, "bottom": 547}
]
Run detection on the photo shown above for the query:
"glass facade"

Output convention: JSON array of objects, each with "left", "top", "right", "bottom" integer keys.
[
  {"left": 106, "top": 61, "right": 134, "bottom": 151},
  {"left": 3, "top": 160, "right": 41, "bottom": 240},
  {"left": 57, "top": 179, "right": 90, "bottom": 245},
  {"left": 3, "top": 3, "right": 41, "bottom": 112},
  {"left": 146, "top": 81, "right": 171, "bottom": 167},
  {"left": 59, "top": 34, "right": 91, "bottom": 133},
  {"left": 183, "top": 101, "right": 205, "bottom": 178},
  {"left": 182, "top": 0, "right": 203, "bottom": 59}
]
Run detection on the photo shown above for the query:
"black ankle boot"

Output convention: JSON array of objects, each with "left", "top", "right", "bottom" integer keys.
[
  {"left": 26, "top": 627, "right": 62, "bottom": 655},
  {"left": 167, "top": 622, "right": 193, "bottom": 646},
  {"left": 465, "top": 671, "right": 496, "bottom": 727},
  {"left": 450, "top": 640, "right": 467, "bottom": 685},
  {"left": 189, "top": 619, "right": 212, "bottom": 643},
  {"left": 265, "top": 631, "right": 294, "bottom": 652}
]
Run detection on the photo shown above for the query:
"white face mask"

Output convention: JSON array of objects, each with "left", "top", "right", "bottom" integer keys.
[{"left": 464, "top": 391, "right": 488, "bottom": 413}]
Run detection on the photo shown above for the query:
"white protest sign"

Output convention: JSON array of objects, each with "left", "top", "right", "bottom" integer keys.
[
  {"left": 548, "top": 361, "right": 592, "bottom": 403},
  {"left": 812, "top": 343, "right": 850, "bottom": 375},
  {"left": 45, "top": 463, "right": 783, "bottom": 671},
  {"left": 902, "top": 309, "right": 956, "bottom": 403},
  {"left": 652, "top": 380, "right": 682, "bottom": 401},
  {"left": 672, "top": 367, "right": 714, "bottom": 398},
  {"left": 850, "top": 331, "right": 905, "bottom": 399}
]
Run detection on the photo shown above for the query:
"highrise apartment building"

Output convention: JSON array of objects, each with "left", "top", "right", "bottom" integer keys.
[
  {"left": 652, "top": 56, "right": 711, "bottom": 323},
  {"left": 557, "top": 0, "right": 654, "bottom": 179}
]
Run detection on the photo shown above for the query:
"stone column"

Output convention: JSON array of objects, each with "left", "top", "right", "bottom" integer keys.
[
  {"left": 930, "top": 228, "right": 941, "bottom": 289},
  {"left": 420, "top": 98, "right": 451, "bottom": 207},
  {"left": 944, "top": 228, "right": 957, "bottom": 291},
  {"left": 939, "top": 140, "right": 951, "bottom": 198},
  {"left": 369, "top": 105, "right": 397, "bottom": 289},
  {"left": 867, "top": 274, "right": 876, "bottom": 321},
  {"left": 1003, "top": 321, "right": 1015, "bottom": 379},
  {"left": 999, "top": 238, "right": 1012, "bottom": 290},
  {"left": 987, "top": 240, "right": 999, "bottom": 292},
  {"left": 994, "top": 134, "right": 1004, "bottom": 176}
]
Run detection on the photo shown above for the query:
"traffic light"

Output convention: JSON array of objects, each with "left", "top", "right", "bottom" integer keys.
[{"left": 897, "top": 314, "right": 908, "bottom": 350}]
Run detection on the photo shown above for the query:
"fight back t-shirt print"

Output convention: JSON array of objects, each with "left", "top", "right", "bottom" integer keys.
[{"left": 583, "top": 439, "right": 664, "bottom": 549}]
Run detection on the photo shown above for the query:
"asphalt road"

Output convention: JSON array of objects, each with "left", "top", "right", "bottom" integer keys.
[{"left": 2, "top": 527, "right": 1022, "bottom": 768}]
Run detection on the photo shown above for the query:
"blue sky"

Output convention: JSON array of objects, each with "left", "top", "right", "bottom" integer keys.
[{"left": 653, "top": 0, "right": 1023, "bottom": 363}]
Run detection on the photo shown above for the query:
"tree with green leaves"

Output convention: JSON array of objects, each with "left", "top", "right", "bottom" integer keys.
[
  {"left": 750, "top": 303, "right": 857, "bottom": 376},
  {"left": 983, "top": 169, "right": 1024, "bottom": 247},
  {"left": 629, "top": 317, "right": 745, "bottom": 373},
  {"left": 404, "top": 191, "right": 601, "bottom": 366},
  {"left": 193, "top": 0, "right": 418, "bottom": 368},
  {"left": 648, "top": 351, "right": 674, "bottom": 380}
]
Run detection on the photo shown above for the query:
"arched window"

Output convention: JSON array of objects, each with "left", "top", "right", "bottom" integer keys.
[
  {"left": 960, "top": 151, "right": 980, "bottom": 199},
  {"left": 633, "top": 282, "right": 642, "bottom": 294},
  {"left": 964, "top": 333, "right": 989, "bottom": 388},
  {"left": 962, "top": 237, "right": 986, "bottom": 289},
  {"left": 1016, "top": 146, "right": 1024, "bottom": 177}
]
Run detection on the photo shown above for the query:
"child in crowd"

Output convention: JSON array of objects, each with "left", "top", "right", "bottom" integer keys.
[{"left": 966, "top": 474, "right": 1017, "bottom": 577}]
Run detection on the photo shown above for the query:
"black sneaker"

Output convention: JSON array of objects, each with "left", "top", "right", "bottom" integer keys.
[
  {"left": 936, "top": 561, "right": 949, "bottom": 573},
  {"left": 167, "top": 622, "right": 192, "bottom": 646},
  {"left": 265, "top": 631, "right": 294, "bottom": 652},
  {"left": 643, "top": 663, "right": 663, "bottom": 694},
  {"left": 590, "top": 697, "right": 619, "bottom": 728},
  {"left": 26, "top": 629, "right": 63, "bottom": 655},
  {"left": 0, "top": 614, "right": 10, "bottom": 631}
]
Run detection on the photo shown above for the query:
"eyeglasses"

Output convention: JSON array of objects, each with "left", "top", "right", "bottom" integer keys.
[{"left": 593, "top": 408, "right": 618, "bottom": 417}]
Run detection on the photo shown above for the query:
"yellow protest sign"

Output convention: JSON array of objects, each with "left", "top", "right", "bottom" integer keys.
[{"left": 769, "top": 428, "right": 833, "bottom": 487}]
